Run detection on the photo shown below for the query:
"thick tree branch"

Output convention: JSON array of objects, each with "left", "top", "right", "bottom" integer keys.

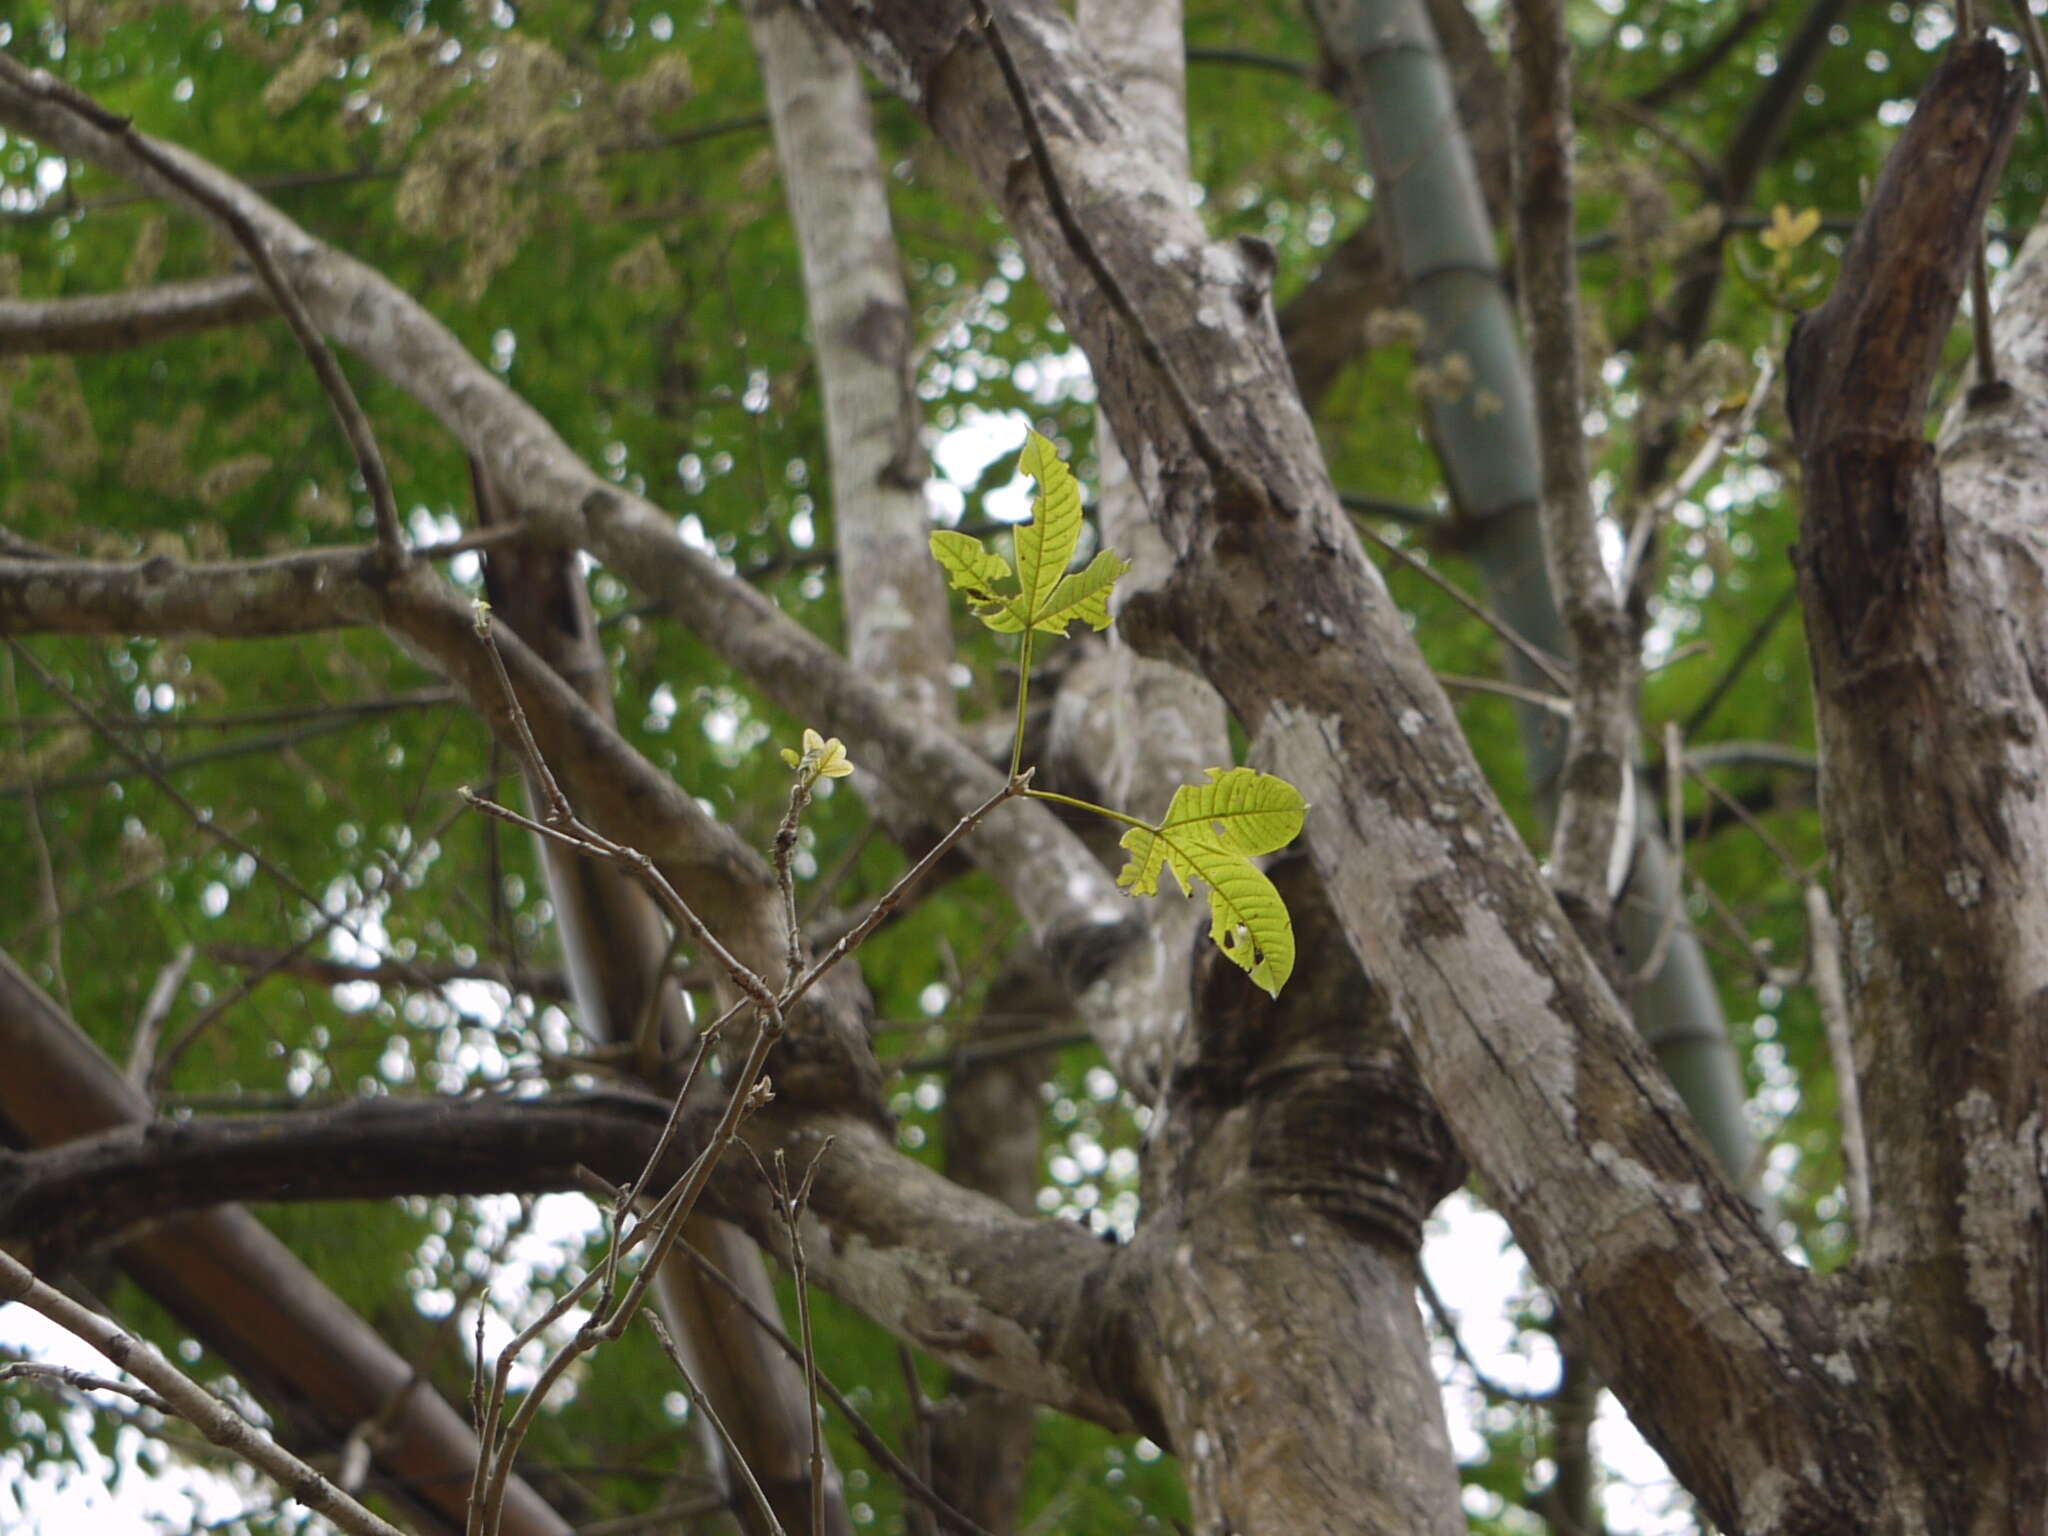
[
  {"left": 1509, "top": 0, "right": 1637, "bottom": 926},
  {"left": 1786, "top": 40, "right": 2044, "bottom": 1509},
  {"left": 0, "top": 272, "right": 272, "bottom": 355},
  {"left": 798, "top": 5, "right": 1863, "bottom": 1530},
  {"left": 0, "top": 949, "right": 572, "bottom": 1536},
  {"left": 0, "top": 1090, "right": 1139, "bottom": 1435},
  {"left": 0, "top": 88, "right": 1163, "bottom": 1091}
]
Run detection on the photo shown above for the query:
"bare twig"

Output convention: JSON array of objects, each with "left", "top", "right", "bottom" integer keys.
[
  {"left": 1419, "top": 1269, "right": 1552, "bottom": 1408},
  {"left": 1686, "top": 763, "right": 1810, "bottom": 882},
  {"left": 1355, "top": 522, "right": 1571, "bottom": 693},
  {"left": 1435, "top": 670, "right": 1575, "bottom": 716},
  {"left": 1802, "top": 882, "right": 1870, "bottom": 1240},
  {"left": 125, "top": 942, "right": 196, "bottom": 1090},
  {"left": 0, "top": 1358, "right": 174, "bottom": 1415},
  {"left": 0, "top": 1247, "right": 410, "bottom": 1536},
  {"left": 206, "top": 944, "right": 574, "bottom": 1002},
  {"left": 1678, "top": 583, "right": 1799, "bottom": 740},
  {"left": 643, "top": 1312, "right": 785, "bottom": 1536},
  {"left": 0, "top": 687, "right": 453, "bottom": 738},
  {"left": 151, "top": 928, "right": 326, "bottom": 1094},
  {"left": 3, "top": 649, "right": 68, "bottom": 1009},
  {"left": 1620, "top": 354, "right": 1776, "bottom": 593},
  {"left": 774, "top": 781, "right": 813, "bottom": 992},
  {"left": 771, "top": 1144, "right": 834, "bottom": 1536},
  {"left": 680, "top": 1245, "right": 997, "bottom": 1536},
  {"left": 781, "top": 774, "right": 1030, "bottom": 1014},
  {"left": 7, "top": 642, "right": 402, "bottom": 997},
  {"left": 897, "top": 1344, "right": 938, "bottom": 1536}
]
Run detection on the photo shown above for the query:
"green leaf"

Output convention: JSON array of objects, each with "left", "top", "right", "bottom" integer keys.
[
  {"left": 1016, "top": 548, "right": 1131, "bottom": 636},
  {"left": 1115, "top": 768, "right": 1306, "bottom": 895},
  {"left": 930, "top": 529, "right": 1015, "bottom": 617},
  {"left": 928, "top": 430, "right": 1127, "bottom": 635},
  {"left": 1116, "top": 769, "right": 1307, "bottom": 997},
  {"left": 1011, "top": 428, "right": 1085, "bottom": 622}
]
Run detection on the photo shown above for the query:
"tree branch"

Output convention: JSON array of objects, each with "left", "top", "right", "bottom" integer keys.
[
  {"left": 0, "top": 1090, "right": 1139, "bottom": 1433},
  {"left": 0, "top": 272, "right": 272, "bottom": 355},
  {"left": 0, "top": 1246, "right": 410, "bottom": 1536},
  {"left": 1509, "top": 0, "right": 1637, "bottom": 926}
]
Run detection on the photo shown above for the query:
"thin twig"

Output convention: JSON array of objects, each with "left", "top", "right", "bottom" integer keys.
[
  {"left": 0, "top": 709, "right": 445, "bottom": 802},
  {"left": 1436, "top": 670, "right": 1574, "bottom": 716},
  {"left": 0, "top": 58, "right": 406, "bottom": 562},
  {"left": 470, "top": 1024, "right": 779, "bottom": 1535},
  {"left": 125, "top": 942, "right": 196, "bottom": 1090},
  {"left": 1631, "top": 722, "right": 1688, "bottom": 986},
  {"left": 1419, "top": 1269, "right": 1552, "bottom": 1408},
  {"left": 781, "top": 775, "right": 1032, "bottom": 1013},
  {"left": 1686, "top": 763, "right": 1807, "bottom": 881},
  {"left": 601, "top": 1024, "right": 721, "bottom": 1303},
  {"left": 8, "top": 641, "right": 393, "bottom": 966},
  {"left": 4, "top": 650, "right": 68, "bottom": 1010},
  {"left": 1802, "top": 882, "right": 1870, "bottom": 1240},
  {"left": 644, "top": 1312, "right": 786, "bottom": 1536},
  {"left": 776, "top": 1144, "right": 835, "bottom": 1536},
  {"left": 679, "top": 1245, "right": 998, "bottom": 1536},
  {"left": 0, "top": 1248, "right": 409, "bottom": 1536},
  {"left": 1620, "top": 354, "right": 1776, "bottom": 593},
  {"left": 0, "top": 1359, "right": 174, "bottom": 1415},
  {"left": 1678, "top": 583, "right": 1799, "bottom": 740},
  {"left": 151, "top": 927, "right": 326, "bottom": 1094},
  {"left": 1354, "top": 523, "right": 1570, "bottom": 692},
  {"left": 0, "top": 689, "right": 455, "bottom": 737},
  {"left": 471, "top": 604, "right": 573, "bottom": 825},
  {"left": 774, "top": 781, "right": 813, "bottom": 992},
  {"left": 896, "top": 1345, "right": 937, "bottom": 1536}
]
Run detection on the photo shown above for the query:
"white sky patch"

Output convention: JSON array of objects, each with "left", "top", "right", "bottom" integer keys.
[
  {"left": 0, "top": 1309, "right": 266, "bottom": 1533},
  {"left": 1424, "top": 1192, "right": 1690, "bottom": 1534}
]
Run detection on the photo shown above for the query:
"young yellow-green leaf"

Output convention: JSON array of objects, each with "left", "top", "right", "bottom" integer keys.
[
  {"left": 930, "top": 529, "right": 1013, "bottom": 602},
  {"left": 1015, "top": 547, "right": 1132, "bottom": 636},
  {"left": 928, "top": 431, "right": 1125, "bottom": 636},
  {"left": 1201, "top": 853, "right": 1295, "bottom": 999},
  {"left": 1117, "top": 820, "right": 1297, "bottom": 997},
  {"left": 1115, "top": 768, "right": 1306, "bottom": 898},
  {"left": 1011, "top": 429, "right": 1085, "bottom": 622},
  {"left": 1114, "top": 768, "right": 1307, "bottom": 997}
]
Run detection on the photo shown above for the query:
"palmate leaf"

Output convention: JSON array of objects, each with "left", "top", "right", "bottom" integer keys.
[
  {"left": 1117, "top": 769, "right": 1307, "bottom": 997},
  {"left": 928, "top": 430, "right": 1130, "bottom": 636}
]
